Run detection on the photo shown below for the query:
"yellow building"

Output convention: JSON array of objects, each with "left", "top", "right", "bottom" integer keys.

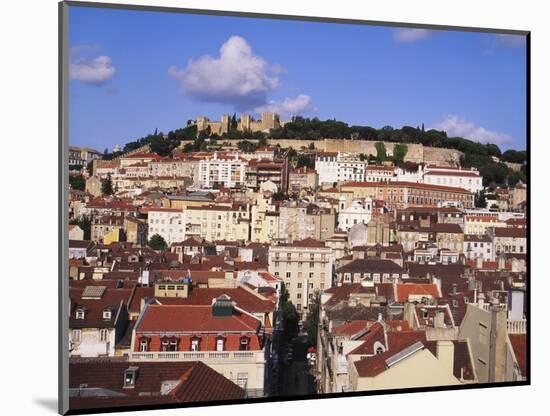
[
  {"left": 184, "top": 204, "right": 250, "bottom": 242},
  {"left": 103, "top": 228, "right": 122, "bottom": 245}
]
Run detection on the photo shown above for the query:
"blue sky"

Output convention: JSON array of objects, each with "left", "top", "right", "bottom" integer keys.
[{"left": 68, "top": 6, "right": 527, "bottom": 151}]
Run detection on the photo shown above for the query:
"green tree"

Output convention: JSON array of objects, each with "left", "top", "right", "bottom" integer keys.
[
  {"left": 296, "top": 154, "right": 314, "bottom": 169},
  {"left": 230, "top": 113, "right": 238, "bottom": 130},
  {"left": 69, "top": 175, "right": 85, "bottom": 191},
  {"left": 101, "top": 173, "right": 113, "bottom": 195},
  {"left": 303, "top": 291, "right": 321, "bottom": 347},
  {"left": 308, "top": 142, "right": 315, "bottom": 150},
  {"left": 475, "top": 190, "right": 487, "bottom": 208},
  {"left": 375, "top": 141, "right": 387, "bottom": 164},
  {"left": 393, "top": 143, "right": 408, "bottom": 166},
  {"left": 237, "top": 140, "right": 257, "bottom": 152},
  {"left": 148, "top": 233, "right": 167, "bottom": 250},
  {"left": 502, "top": 149, "right": 527, "bottom": 164},
  {"left": 279, "top": 283, "right": 298, "bottom": 342}
]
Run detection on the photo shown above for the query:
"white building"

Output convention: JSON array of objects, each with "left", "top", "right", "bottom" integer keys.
[
  {"left": 149, "top": 158, "right": 200, "bottom": 183},
  {"left": 423, "top": 165, "right": 483, "bottom": 193},
  {"left": 315, "top": 152, "right": 339, "bottom": 184},
  {"left": 315, "top": 152, "right": 367, "bottom": 185},
  {"left": 394, "top": 165, "right": 423, "bottom": 183},
  {"left": 464, "top": 234, "right": 495, "bottom": 262},
  {"left": 146, "top": 207, "right": 185, "bottom": 245},
  {"left": 338, "top": 198, "right": 373, "bottom": 231},
  {"left": 198, "top": 152, "right": 247, "bottom": 189},
  {"left": 364, "top": 165, "right": 394, "bottom": 182},
  {"left": 268, "top": 238, "right": 333, "bottom": 318}
]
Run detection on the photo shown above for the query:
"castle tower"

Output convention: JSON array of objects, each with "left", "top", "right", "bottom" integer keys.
[
  {"left": 220, "top": 114, "right": 231, "bottom": 134},
  {"left": 196, "top": 116, "right": 209, "bottom": 132},
  {"left": 240, "top": 114, "right": 252, "bottom": 131},
  {"left": 261, "top": 112, "right": 281, "bottom": 131}
]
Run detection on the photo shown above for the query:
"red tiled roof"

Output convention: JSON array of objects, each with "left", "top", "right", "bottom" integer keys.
[
  {"left": 69, "top": 287, "right": 133, "bottom": 329},
  {"left": 509, "top": 334, "right": 527, "bottom": 377},
  {"left": 494, "top": 228, "right": 527, "bottom": 238},
  {"left": 278, "top": 237, "right": 326, "bottom": 248},
  {"left": 424, "top": 170, "right": 479, "bottom": 177},
  {"left": 332, "top": 320, "right": 371, "bottom": 337},
  {"left": 136, "top": 304, "right": 260, "bottom": 333},
  {"left": 69, "top": 361, "right": 244, "bottom": 410},
  {"left": 396, "top": 283, "right": 439, "bottom": 302},
  {"left": 348, "top": 323, "right": 386, "bottom": 355},
  {"left": 343, "top": 181, "right": 472, "bottom": 194},
  {"left": 156, "top": 287, "right": 276, "bottom": 313}
]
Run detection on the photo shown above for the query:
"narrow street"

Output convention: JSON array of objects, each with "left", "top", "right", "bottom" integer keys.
[{"left": 278, "top": 334, "right": 315, "bottom": 397}]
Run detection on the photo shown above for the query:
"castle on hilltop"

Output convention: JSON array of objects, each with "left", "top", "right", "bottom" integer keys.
[{"left": 192, "top": 112, "right": 289, "bottom": 135}]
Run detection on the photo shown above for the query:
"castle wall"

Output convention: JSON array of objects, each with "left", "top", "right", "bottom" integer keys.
[{"left": 178, "top": 137, "right": 462, "bottom": 167}]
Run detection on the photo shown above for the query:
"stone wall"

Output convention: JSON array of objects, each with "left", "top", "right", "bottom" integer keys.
[{"left": 178, "top": 138, "right": 463, "bottom": 166}]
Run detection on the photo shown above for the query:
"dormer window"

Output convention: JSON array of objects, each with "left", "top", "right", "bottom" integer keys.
[
  {"left": 103, "top": 309, "right": 112, "bottom": 320},
  {"left": 75, "top": 309, "right": 85, "bottom": 320},
  {"left": 190, "top": 338, "right": 200, "bottom": 351},
  {"left": 239, "top": 336, "right": 250, "bottom": 351},
  {"left": 161, "top": 336, "right": 178, "bottom": 352},
  {"left": 123, "top": 366, "right": 139, "bottom": 388},
  {"left": 139, "top": 338, "right": 149, "bottom": 352}
]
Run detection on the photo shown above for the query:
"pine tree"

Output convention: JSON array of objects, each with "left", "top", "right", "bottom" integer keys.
[{"left": 101, "top": 173, "right": 114, "bottom": 195}]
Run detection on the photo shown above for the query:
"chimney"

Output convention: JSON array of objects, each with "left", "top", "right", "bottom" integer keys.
[
  {"left": 476, "top": 256, "right": 483, "bottom": 269},
  {"left": 434, "top": 311, "right": 445, "bottom": 328},
  {"left": 497, "top": 255, "right": 505, "bottom": 270},
  {"left": 436, "top": 340, "right": 454, "bottom": 376},
  {"left": 488, "top": 305, "right": 507, "bottom": 383},
  {"left": 403, "top": 303, "right": 417, "bottom": 329},
  {"left": 478, "top": 292, "right": 486, "bottom": 309}
]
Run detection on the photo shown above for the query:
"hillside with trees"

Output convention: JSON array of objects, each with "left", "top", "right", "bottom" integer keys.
[{"left": 103, "top": 116, "right": 527, "bottom": 188}]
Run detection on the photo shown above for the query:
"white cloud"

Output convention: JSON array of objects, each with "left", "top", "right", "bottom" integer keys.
[
  {"left": 254, "top": 94, "right": 316, "bottom": 116},
  {"left": 431, "top": 115, "right": 513, "bottom": 145},
  {"left": 70, "top": 55, "right": 116, "bottom": 85},
  {"left": 497, "top": 34, "right": 526, "bottom": 48},
  {"left": 394, "top": 28, "right": 433, "bottom": 43},
  {"left": 169, "top": 36, "right": 280, "bottom": 110}
]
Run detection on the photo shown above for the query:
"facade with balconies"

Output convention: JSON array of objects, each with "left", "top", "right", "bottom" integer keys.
[{"left": 130, "top": 297, "right": 268, "bottom": 397}]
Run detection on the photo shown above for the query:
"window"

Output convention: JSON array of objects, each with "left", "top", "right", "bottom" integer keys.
[
  {"left": 190, "top": 338, "right": 200, "bottom": 351},
  {"left": 139, "top": 339, "right": 148, "bottom": 352},
  {"left": 216, "top": 338, "right": 225, "bottom": 351},
  {"left": 309, "top": 262, "right": 314, "bottom": 268},
  {"left": 376, "top": 346, "right": 384, "bottom": 355},
  {"left": 76, "top": 310, "right": 85, "bottom": 320},
  {"left": 239, "top": 337, "right": 249, "bottom": 351},
  {"left": 236, "top": 372, "right": 248, "bottom": 389},
  {"left": 103, "top": 310, "right": 112, "bottom": 320},
  {"left": 99, "top": 329, "right": 108, "bottom": 342},
  {"left": 286, "top": 272, "right": 291, "bottom": 278},
  {"left": 297, "top": 293, "right": 302, "bottom": 299},
  {"left": 72, "top": 329, "right": 81, "bottom": 342},
  {"left": 297, "top": 282, "right": 302, "bottom": 289}
]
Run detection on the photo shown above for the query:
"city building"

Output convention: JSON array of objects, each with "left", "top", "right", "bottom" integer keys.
[
  {"left": 131, "top": 296, "right": 267, "bottom": 397},
  {"left": 338, "top": 198, "right": 373, "bottom": 231},
  {"left": 146, "top": 207, "right": 185, "bottom": 245},
  {"left": 268, "top": 238, "right": 333, "bottom": 317},
  {"left": 423, "top": 165, "right": 483, "bottom": 194},
  {"left": 198, "top": 152, "right": 247, "bottom": 189}
]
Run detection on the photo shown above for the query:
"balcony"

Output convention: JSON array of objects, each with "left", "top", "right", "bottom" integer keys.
[
  {"left": 129, "top": 350, "right": 265, "bottom": 364},
  {"left": 507, "top": 319, "right": 527, "bottom": 334}
]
